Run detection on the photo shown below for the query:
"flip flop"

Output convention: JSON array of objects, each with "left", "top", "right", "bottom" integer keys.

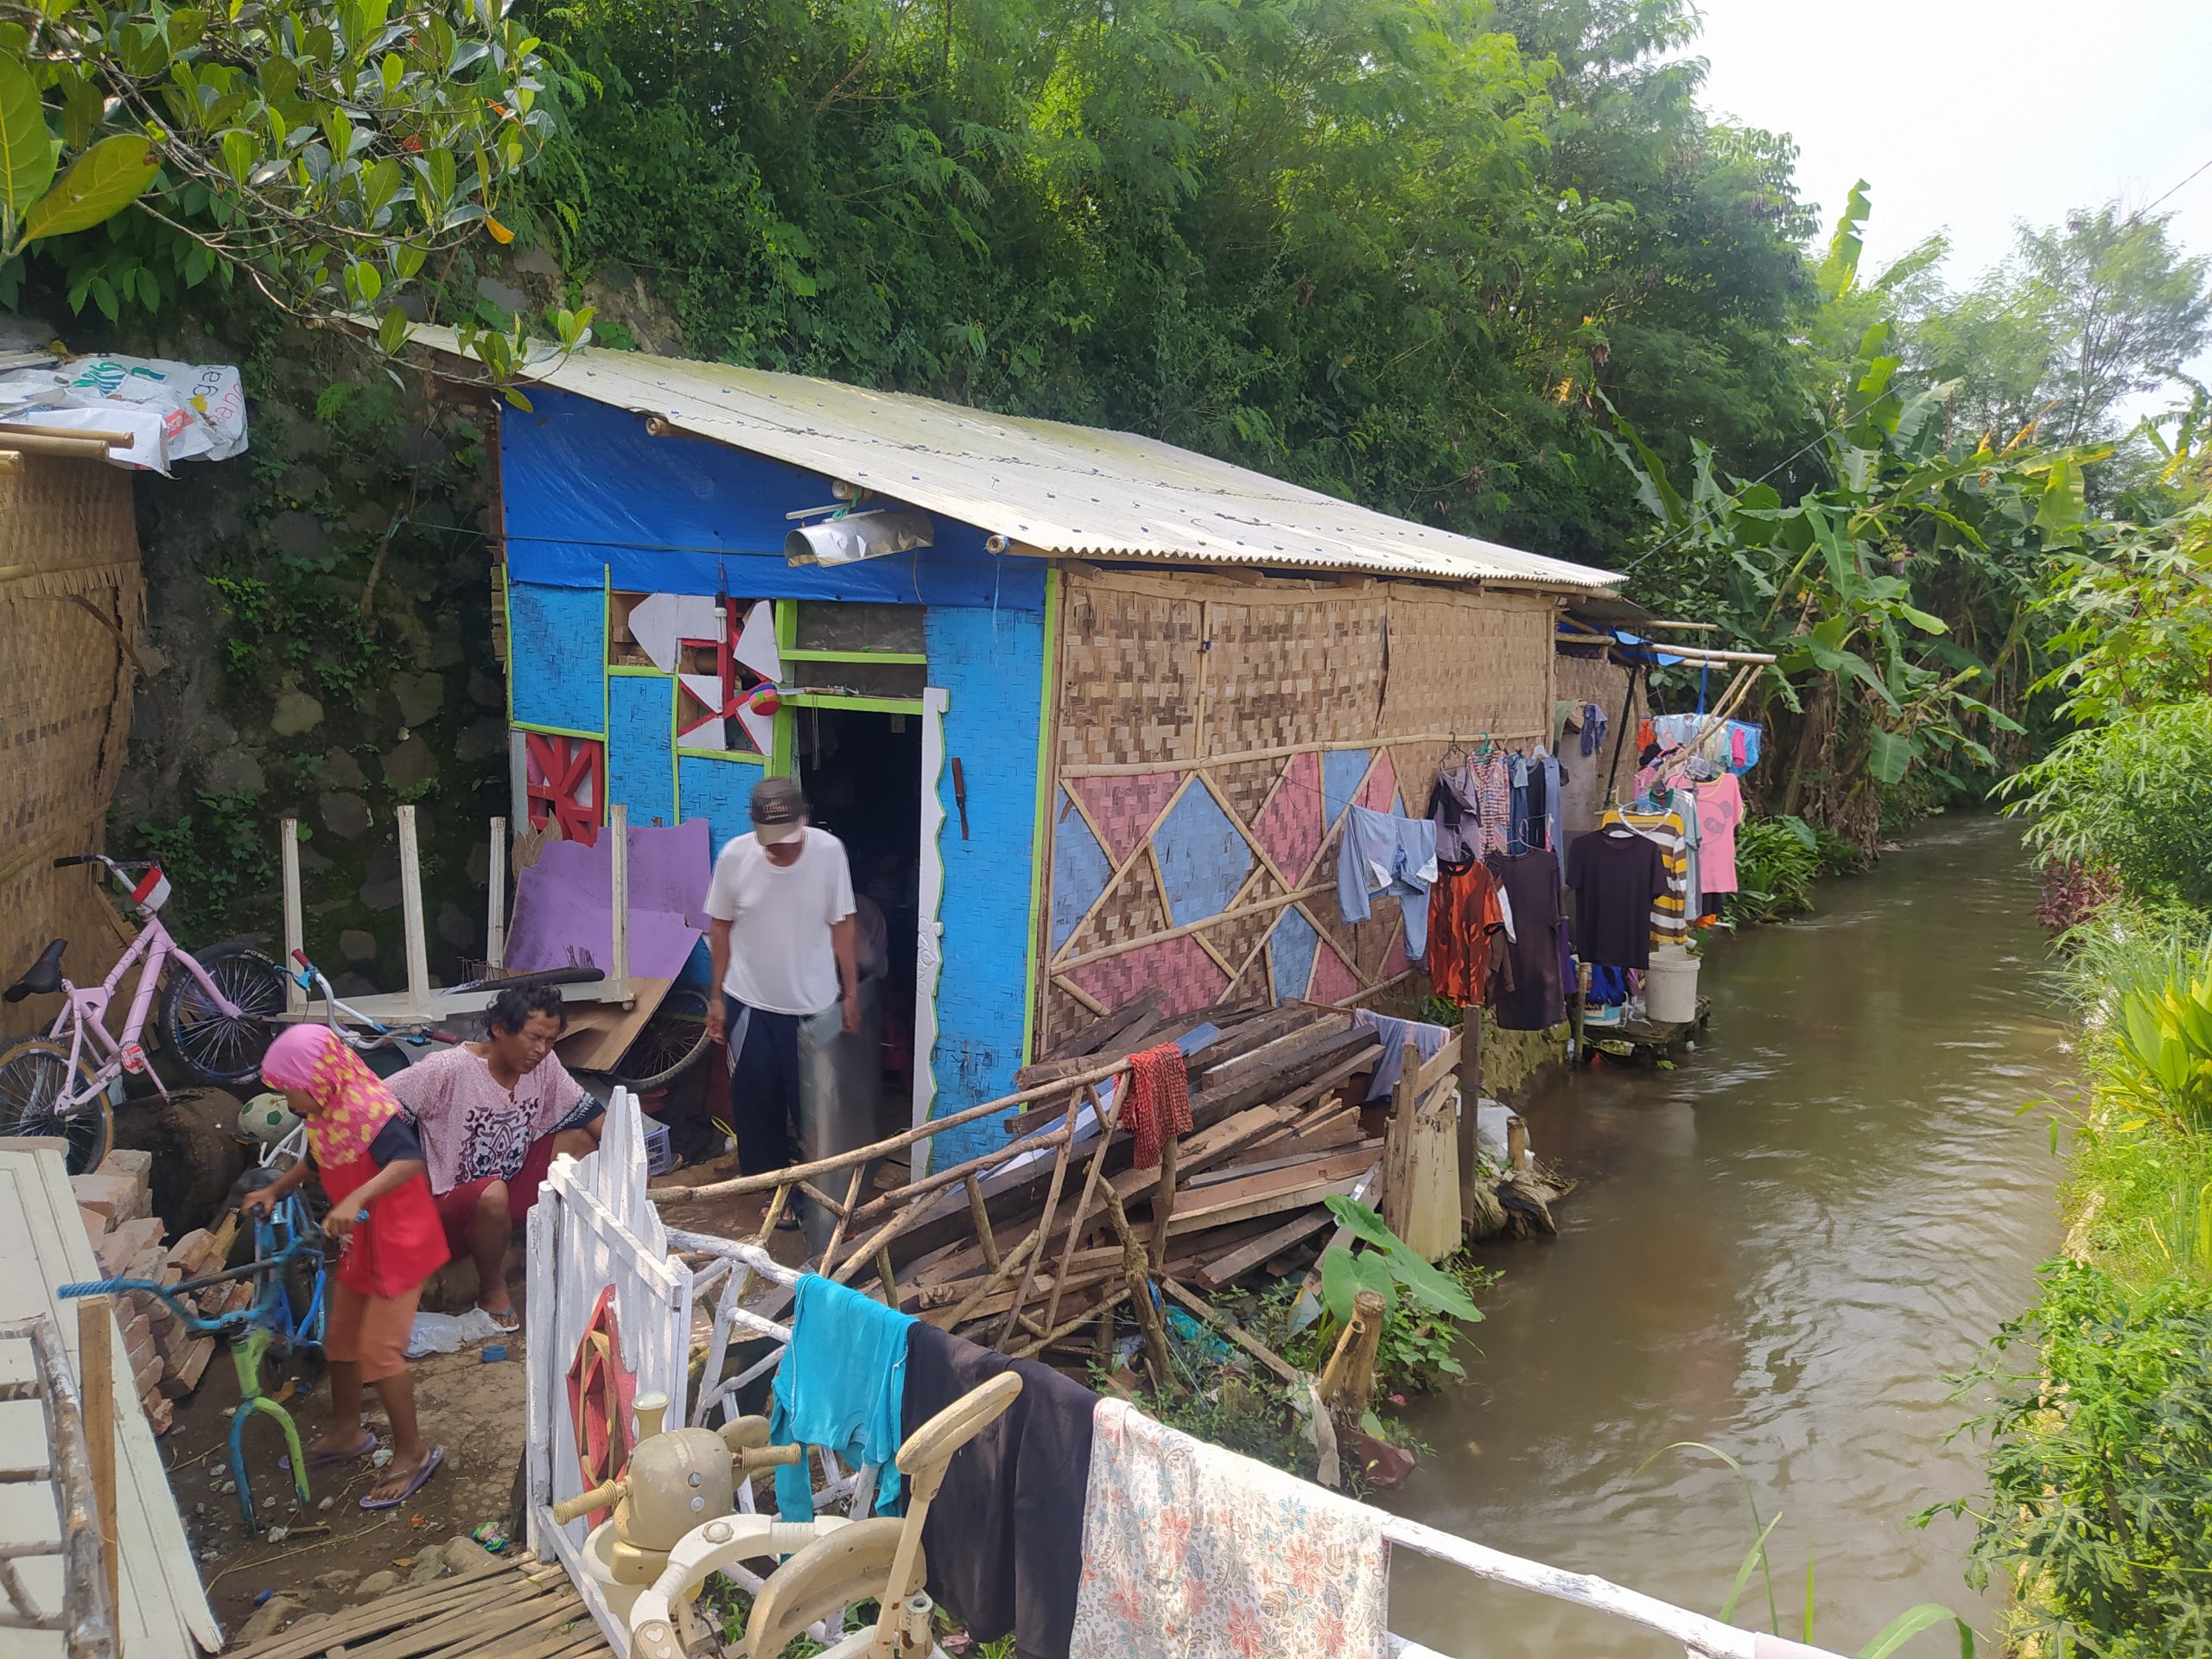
[
  {"left": 480, "top": 1305, "right": 521, "bottom": 1332},
  {"left": 279, "top": 1432, "right": 377, "bottom": 1471},
  {"left": 360, "top": 1444, "right": 445, "bottom": 1511}
]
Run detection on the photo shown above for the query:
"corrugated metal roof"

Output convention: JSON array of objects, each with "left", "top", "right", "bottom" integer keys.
[{"left": 427, "top": 329, "right": 1617, "bottom": 591}]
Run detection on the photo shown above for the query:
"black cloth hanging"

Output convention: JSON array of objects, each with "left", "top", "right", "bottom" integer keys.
[
  {"left": 899, "top": 1321, "right": 1095, "bottom": 1659},
  {"left": 1484, "top": 850, "right": 1567, "bottom": 1030},
  {"left": 1566, "top": 829, "right": 1667, "bottom": 970}
]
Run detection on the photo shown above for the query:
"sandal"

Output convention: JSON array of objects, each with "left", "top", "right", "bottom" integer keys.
[
  {"left": 280, "top": 1432, "right": 377, "bottom": 1471},
  {"left": 479, "top": 1304, "right": 521, "bottom": 1332},
  {"left": 360, "top": 1444, "right": 445, "bottom": 1511}
]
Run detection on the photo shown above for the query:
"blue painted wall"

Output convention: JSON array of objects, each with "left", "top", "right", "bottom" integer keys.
[
  {"left": 607, "top": 676, "right": 677, "bottom": 827},
  {"left": 509, "top": 582, "right": 607, "bottom": 734},
  {"left": 677, "top": 753, "right": 764, "bottom": 860},
  {"left": 922, "top": 604, "right": 1046, "bottom": 1166}
]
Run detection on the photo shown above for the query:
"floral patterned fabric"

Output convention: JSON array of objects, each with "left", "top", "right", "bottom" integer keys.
[{"left": 1068, "top": 1399, "right": 1389, "bottom": 1659}]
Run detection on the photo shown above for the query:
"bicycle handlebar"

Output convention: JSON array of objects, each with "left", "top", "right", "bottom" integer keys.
[
  {"left": 57, "top": 1219, "right": 321, "bottom": 1337},
  {"left": 52, "top": 855, "right": 95, "bottom": 868}
]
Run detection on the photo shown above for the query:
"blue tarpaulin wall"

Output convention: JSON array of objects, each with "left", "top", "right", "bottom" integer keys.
[
  {"left": 499, "top": 385, "right": 1053, "bottom": 1158},
  {"left": 500, "top": 388, "right": 1046, "bottom": 611}
]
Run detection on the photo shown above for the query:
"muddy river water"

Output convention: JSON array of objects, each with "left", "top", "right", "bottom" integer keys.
[{"left": 1384, "top": 815, "right": 2073, "bottom": 1655}]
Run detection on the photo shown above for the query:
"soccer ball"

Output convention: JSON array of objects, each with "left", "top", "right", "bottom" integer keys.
[{"left": 239, "top": 1092, "right": 300, "bottom": 1147}]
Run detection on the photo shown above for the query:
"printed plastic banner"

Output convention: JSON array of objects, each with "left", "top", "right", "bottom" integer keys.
[{"left": 0, "top": 353, "right": 248, "bottom": 473}]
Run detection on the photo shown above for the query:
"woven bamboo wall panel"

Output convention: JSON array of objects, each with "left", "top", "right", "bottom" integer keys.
[
  {"left": 1378, "top": 588, "right": 1552, "bottom": 742},
  {"left": 1057, "top": 583, "right": 1202, "bottom": 770},
  {"left": 1040, "top": 569, "right": 1564, "bottom": 1048},
  {"left": 0, "top": 457, "right": 145, "bottom": 1039}
]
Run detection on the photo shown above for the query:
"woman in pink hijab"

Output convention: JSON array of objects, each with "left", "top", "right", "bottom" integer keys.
[{"left": 244, "top": 1026, "right": 449, "bottom": 1508}]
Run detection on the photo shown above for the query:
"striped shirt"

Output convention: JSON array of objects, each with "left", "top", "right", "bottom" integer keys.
[{"left": 1601, "top": 804, "right": 1688, "bottom": 948}]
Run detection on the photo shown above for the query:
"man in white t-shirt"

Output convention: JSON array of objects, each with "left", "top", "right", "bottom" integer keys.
[{"left": 702, "top": 777, "right": 860, "bottom": 1180}]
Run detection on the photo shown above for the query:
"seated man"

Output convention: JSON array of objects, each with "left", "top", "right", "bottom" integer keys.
[{"left": 387, "top": 984, "right": 604, "bottom": 1326}]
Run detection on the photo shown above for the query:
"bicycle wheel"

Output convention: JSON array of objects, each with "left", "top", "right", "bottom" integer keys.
[
  {"left": 161, "top": 944, "right": 285, "bottom": 1084},
  {"left": 606, "top": 987, "right": 714, "bottom": 1090},
  {"left": 0, "top": 1036, "right": 111, "bottom": 1173}
]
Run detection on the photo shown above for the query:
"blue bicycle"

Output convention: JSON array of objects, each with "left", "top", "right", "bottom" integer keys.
[{"left": 60, "top": 1197, "right": 327, "bottom": 1532}]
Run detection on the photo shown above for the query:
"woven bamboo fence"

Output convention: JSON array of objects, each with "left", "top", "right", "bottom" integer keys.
[
  {"left": 0, "top": 455, "right": 144, "bottom": 1039},
  {"left": 1039, "top": 569, "right": 1559, "bottom": 1050}
]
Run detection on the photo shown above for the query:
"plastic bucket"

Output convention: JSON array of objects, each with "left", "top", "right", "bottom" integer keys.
[{"left": 1644, "top": 944, "right": 1700, "bottom": 1025}]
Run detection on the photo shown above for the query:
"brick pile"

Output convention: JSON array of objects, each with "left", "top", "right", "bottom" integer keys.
[{"left": 72, "top": 1148, "right": 244, "bottom": 1434}]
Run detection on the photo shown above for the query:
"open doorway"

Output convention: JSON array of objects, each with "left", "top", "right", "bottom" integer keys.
[{"left": 792, "top": 705, "right": 923, "bottom": 1144}]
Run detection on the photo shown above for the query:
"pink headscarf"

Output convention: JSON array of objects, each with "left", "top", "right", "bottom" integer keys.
[{"left": 261, "top": 1026, "right": 402, "bottom": 1169}]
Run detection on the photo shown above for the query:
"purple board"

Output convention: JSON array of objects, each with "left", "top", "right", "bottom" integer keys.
[{"left": 504, "top": 817, "right": 712, "bottom": 982}]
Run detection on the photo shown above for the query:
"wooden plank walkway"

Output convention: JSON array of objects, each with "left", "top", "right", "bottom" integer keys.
[{"left": 230, "top": 1559, "right": 608, "bottom": 1659}]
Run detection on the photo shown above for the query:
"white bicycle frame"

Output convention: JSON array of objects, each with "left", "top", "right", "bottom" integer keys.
[{"left": 41, "top": 890, "right": 244, "bottom": 1119}]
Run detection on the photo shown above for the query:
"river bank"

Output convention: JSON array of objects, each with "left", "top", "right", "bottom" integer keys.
[{"left": 1382, "top": 814, "right": 2071, "bottom": 1656}]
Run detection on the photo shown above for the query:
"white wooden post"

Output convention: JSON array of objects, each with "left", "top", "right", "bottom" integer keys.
[
  {"left": 486, "top": 815, "right": 508, "bottom": 970},
  {"left": 397, "top": 804, "right": 431, "bottom": 1015},
  {"left": 279, "top": 815, "right": 305, "bottom": 1016},
  {"left": 608, "top": 802, "right": 630, "bottom": 1004},
  {"left": 912, "top": 687, "right": 950, "bottom": 1173}
]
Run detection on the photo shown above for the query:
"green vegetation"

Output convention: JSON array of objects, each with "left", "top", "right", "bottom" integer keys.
[{"left": 0, "top": 0, "right": 587, "bottom": 378}]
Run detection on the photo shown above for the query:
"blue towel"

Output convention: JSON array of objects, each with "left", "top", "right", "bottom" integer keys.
[
  {"left": 1338, "top": 804, "right": 1439, "bottom": 957},
  {"left": 772, "top": 1274, "right": 914, "bottom": 1519}
]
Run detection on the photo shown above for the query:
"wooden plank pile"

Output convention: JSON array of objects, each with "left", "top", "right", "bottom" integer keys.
[
  {"left": 830, "top": 992, "right": 1403, "bottom": 1367},
  {"left": 73, "top": 1149, "right": 243, "bottom": 1433}
]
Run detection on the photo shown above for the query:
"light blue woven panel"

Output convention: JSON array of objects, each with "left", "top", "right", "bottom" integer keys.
[
  {"left": 608, "top": 676, "right": 677, "bottom": 828},
  {"left": 509, "top": 582, "right": 606, "bottom": 734}
]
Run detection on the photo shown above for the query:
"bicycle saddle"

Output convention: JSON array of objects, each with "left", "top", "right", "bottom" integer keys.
[{"left": 4, "top": 938, "right": 66, "bottom": 1002}]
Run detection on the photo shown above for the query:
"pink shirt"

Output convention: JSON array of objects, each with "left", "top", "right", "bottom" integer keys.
[
  {"left": 388, "top": 1043, "right": 594, "bottom": 1195},
  {"left": 1694, "top": 774, "right": 1745, "bottom": 893}
]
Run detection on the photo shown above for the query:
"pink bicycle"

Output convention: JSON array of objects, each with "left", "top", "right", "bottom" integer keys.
[{"left": 0, "top": 854, "right": 287, "bottom": 1173}]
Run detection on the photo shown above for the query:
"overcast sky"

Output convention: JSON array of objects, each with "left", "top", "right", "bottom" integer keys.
[{"left": 1685, "top": 0, "right": 2212, "bottom": 425}]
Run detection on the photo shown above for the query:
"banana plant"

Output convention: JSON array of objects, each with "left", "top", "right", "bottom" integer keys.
[{"left": 1603, "top": 183, "right": 2103, "bottom": 821}]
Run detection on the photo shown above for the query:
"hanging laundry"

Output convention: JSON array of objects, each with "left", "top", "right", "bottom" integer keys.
[
  {"left": 1672, "top": 785, "right": 1702, "bottom": 924},
  {"left": 1429, "top": 754, "right": 1512, "bottom": 861},
  {"left": 1352, "top": 1008, "right": 1451, "bottom": 1102},
  {"left": 1338, "top": 804, "right": 1439, "bottom": 957},
  {"left": 1124, "top": 1041, "right": 1192, "bottom": 1169},
  {"left": 1567, "top": 829, "right": 1669, "bottom": 970},
  {"left": 1484, "top": 850, "right": 1567, "bottom": 1031},
  {"left": 1427, "top": 858, "right": 1511, "bottom": 1006},
  {"left": 1586, "top": 962, "right": 1630, "bottom": 1008},
  {"left": 902, "top": 1324, "right": 1095, "bottom": 1659},
  {"left": 1599, "top": 801, "right": 1690, "bottom": 949},
  {"left": 1067, "top": 1399, "right": 1389, "bottom": 1659},
  {"left": 772, "top": 1274, "right": 914, "bottom": 1519},
  {"left": 1581, "top": 702, "right": 1608, "bottom": 758},
  {"left": 1694, "top": 772, "right": 1745, "bottom": 894}
]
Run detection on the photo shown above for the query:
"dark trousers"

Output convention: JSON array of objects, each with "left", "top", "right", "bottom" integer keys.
[{"left": 724, "top": 995, "right": 805, "bottom": 1175}]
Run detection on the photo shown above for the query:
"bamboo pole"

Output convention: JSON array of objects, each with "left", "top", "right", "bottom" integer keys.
[
  {"left": 1102, "top": 1184, "right": 1174, "bottom": 1393},
  {"left": 995, "top": 1090, "right": 1085, "bottom": 1345},
  {"left": 653, "top": 1055, "right": 1134, "bottom": 1201},
  {"left": 74, "top": 1297, "right": 118, "bottom": 1618},
  {"left": 1042, "top": 1092, "right": 1121, "bottom": 1338},
  {"left": 1319, "top": 1289, "right": 1388, "bottom": 1419}
]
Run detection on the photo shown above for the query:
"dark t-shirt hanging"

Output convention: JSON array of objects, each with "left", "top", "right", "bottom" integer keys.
[{"left": 1566, "top": 829, "right": 1668, "bottom": 970}]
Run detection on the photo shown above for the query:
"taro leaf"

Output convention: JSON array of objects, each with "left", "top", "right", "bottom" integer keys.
[
  {"left": 0, "top": 54, "right": 55, "bottom": 218},
  {"left": 1380, "top": 1243, "right": 1481, "bottom": 1324},
  {"left": 1323, "top": 1194, "right": 1399, "bottom": 1250},
  {"left": 1319, "top": 1246, "right": 1360, "bottom": 1325},
  {"left": 22, "top": 135, "right": 157, "bottom": 243}
]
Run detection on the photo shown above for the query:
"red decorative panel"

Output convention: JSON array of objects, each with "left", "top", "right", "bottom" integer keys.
[
  {"left": 1309, "top": 938, "right": 1362, "bottom": 1006},
  {"left": 525, "top": 732, "right": 604, "bottom": 846},
  {"left": 1069, "top": 772, "right": 1182, "bottom": 864},
  {"left": 1060, "top": 935, "right": 1230, "bottom": 1020}
]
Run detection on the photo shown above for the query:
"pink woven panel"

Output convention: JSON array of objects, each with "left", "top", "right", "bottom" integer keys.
[
  {"left": 1356, "top": 748, "right": 1398, "bottom": 813},
  {"left": 1378, "top": 917, "right": 1411, "bottom": 980},
  {"left": 1069, "top": 773, "right": 1182, "bottom": 864},
  {"left": 1252, "top": 749, "right": 1324, "bottom": 881},
  {"left": 1309, "top": 938, "right": 1362, "bottom": 1005},
  {"left": 1061, "top": 935, "right": 1230, "bottom": 1019}
]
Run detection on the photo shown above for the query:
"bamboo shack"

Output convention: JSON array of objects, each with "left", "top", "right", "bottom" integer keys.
[{"left": 428, "top": 332, "right": 1618, "bottom": 1168}]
